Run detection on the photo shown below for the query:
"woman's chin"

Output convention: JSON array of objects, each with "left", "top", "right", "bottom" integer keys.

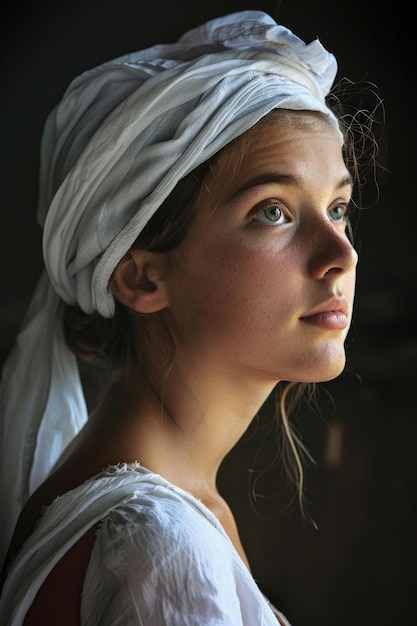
[{"left": 293, "top": 353, "right": 347, "bottom": 384}]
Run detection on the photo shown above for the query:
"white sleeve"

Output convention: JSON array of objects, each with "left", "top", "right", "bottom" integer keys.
[{"left": 81, "top": 498, "right": 246, "bottom": 626}]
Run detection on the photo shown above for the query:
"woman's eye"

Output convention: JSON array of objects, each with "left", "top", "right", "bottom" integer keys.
[
  {"left": 328, "top": 204, "right": 349, "bottom": 222},
  {"left": 253, "top": 201, "right": 288, "bottom": 225}
]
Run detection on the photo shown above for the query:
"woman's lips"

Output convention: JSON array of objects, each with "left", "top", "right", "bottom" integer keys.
[
  {"left": 300, "top": 310, "right": 349, "bottom": 330},
  {"left": 300, "top": 297, "right": 350, "bottom": 330}
]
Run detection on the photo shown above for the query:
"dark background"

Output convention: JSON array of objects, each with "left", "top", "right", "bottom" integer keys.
[{"left": 1, "top": 1, "right": 416, "bottom": 625}]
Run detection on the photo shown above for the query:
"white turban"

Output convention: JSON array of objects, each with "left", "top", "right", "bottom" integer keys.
[{"left": 0, "top": 10, "right": 342, "bottom": 564}]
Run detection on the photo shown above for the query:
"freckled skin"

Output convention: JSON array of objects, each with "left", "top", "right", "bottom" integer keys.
[{"left": 164, "top": 118, "right": 357, "bottom": 386}]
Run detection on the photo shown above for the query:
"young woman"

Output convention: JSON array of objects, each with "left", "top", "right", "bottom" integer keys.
[{"left": 0, "top": 10, "right": 373, "bottom": 625}]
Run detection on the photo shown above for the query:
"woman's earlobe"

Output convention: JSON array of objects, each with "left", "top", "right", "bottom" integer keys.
[{"left": 110, "top": 249, "right": 170, "bottom": 313}]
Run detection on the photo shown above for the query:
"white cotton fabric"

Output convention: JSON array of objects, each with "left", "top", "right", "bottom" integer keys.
[
  {"left": 0, "top": 464, "right": 291, "bottom": 625},
  {"left": 0, "top": 9, "right": 342, "bottom": 565},
  {"left": 39, "top": 12, "right": 341, "bottom": 318}
]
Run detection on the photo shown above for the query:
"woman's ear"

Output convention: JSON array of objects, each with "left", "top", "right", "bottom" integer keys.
[{"left": 110, "top": 248, "right": 170, "bottom": 314}]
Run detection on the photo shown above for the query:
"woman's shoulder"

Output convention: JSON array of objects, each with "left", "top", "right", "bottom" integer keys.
[
  {"left": 0, "top": 463, "right": 223, "bottom": 625},
  {"left": 91, "top": 463, "right": 231, "bottom": 566},
  {"left": 82, "top": 467, "right": 263, "bottom": 626}
]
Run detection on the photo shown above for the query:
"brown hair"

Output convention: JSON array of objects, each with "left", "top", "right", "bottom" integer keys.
[{"left": 64, "top": 160, "right": 209, "bottom": 387}]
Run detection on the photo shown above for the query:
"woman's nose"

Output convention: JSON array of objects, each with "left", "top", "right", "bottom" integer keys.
[{"left": 306, "top": 220, "right": 358, "bottom": 280}]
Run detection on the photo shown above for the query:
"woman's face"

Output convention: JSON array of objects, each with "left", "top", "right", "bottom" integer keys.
[{"left": 165, "top": 114, "right": 357, "bottom": 385}]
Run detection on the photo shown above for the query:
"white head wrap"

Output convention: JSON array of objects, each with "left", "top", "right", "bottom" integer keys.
[{"left": 0, "top": 10, "right": 342, "bottom": 563}]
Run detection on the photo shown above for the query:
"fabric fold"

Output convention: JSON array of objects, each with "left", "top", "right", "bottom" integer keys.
[{"left": 0, "top": 273, "right": 87, "bottom": 565}]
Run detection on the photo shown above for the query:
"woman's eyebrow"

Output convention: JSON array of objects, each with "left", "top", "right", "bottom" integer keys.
[
  {"left": 231, "top": 172, "right": 296, "bottom": 199},
  {"left": 229, "top": 171, "right": 353, "bottom": 201}
]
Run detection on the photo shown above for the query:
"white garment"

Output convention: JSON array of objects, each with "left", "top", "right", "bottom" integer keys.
[{"left": 0, "top": 464, "right": 291, "bottom": 625}]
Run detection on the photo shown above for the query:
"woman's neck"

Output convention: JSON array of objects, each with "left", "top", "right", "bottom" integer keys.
[{"left": 86, "top": 364, "right": 275, "bottom": 494}]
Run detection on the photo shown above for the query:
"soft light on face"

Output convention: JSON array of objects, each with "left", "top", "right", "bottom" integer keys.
[{"left": 165, "top": 111, "right": 358, "bottom": 386}]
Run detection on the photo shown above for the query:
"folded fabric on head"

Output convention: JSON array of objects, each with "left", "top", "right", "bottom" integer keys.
[{"left": 40, "top": 10, "right": 340, "bottom": 318}]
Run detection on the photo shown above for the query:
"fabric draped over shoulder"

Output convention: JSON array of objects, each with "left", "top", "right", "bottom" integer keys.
[
  {"left": 0, "top": 10, "right": 342, "bottom": 565},
  {"left": 0, "top": 464, "right": 292, "bottom": 625}
]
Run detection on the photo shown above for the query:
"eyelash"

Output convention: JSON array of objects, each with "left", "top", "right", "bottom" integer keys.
[
  {"left": 328, "top": 202, "right": 351, "bottom": 223},
  {"left": 252, "top": 200, "right": 288, "bottom": 226},
  {"left": 252, "top": 199, "right": 352, "bottom": 226}
]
